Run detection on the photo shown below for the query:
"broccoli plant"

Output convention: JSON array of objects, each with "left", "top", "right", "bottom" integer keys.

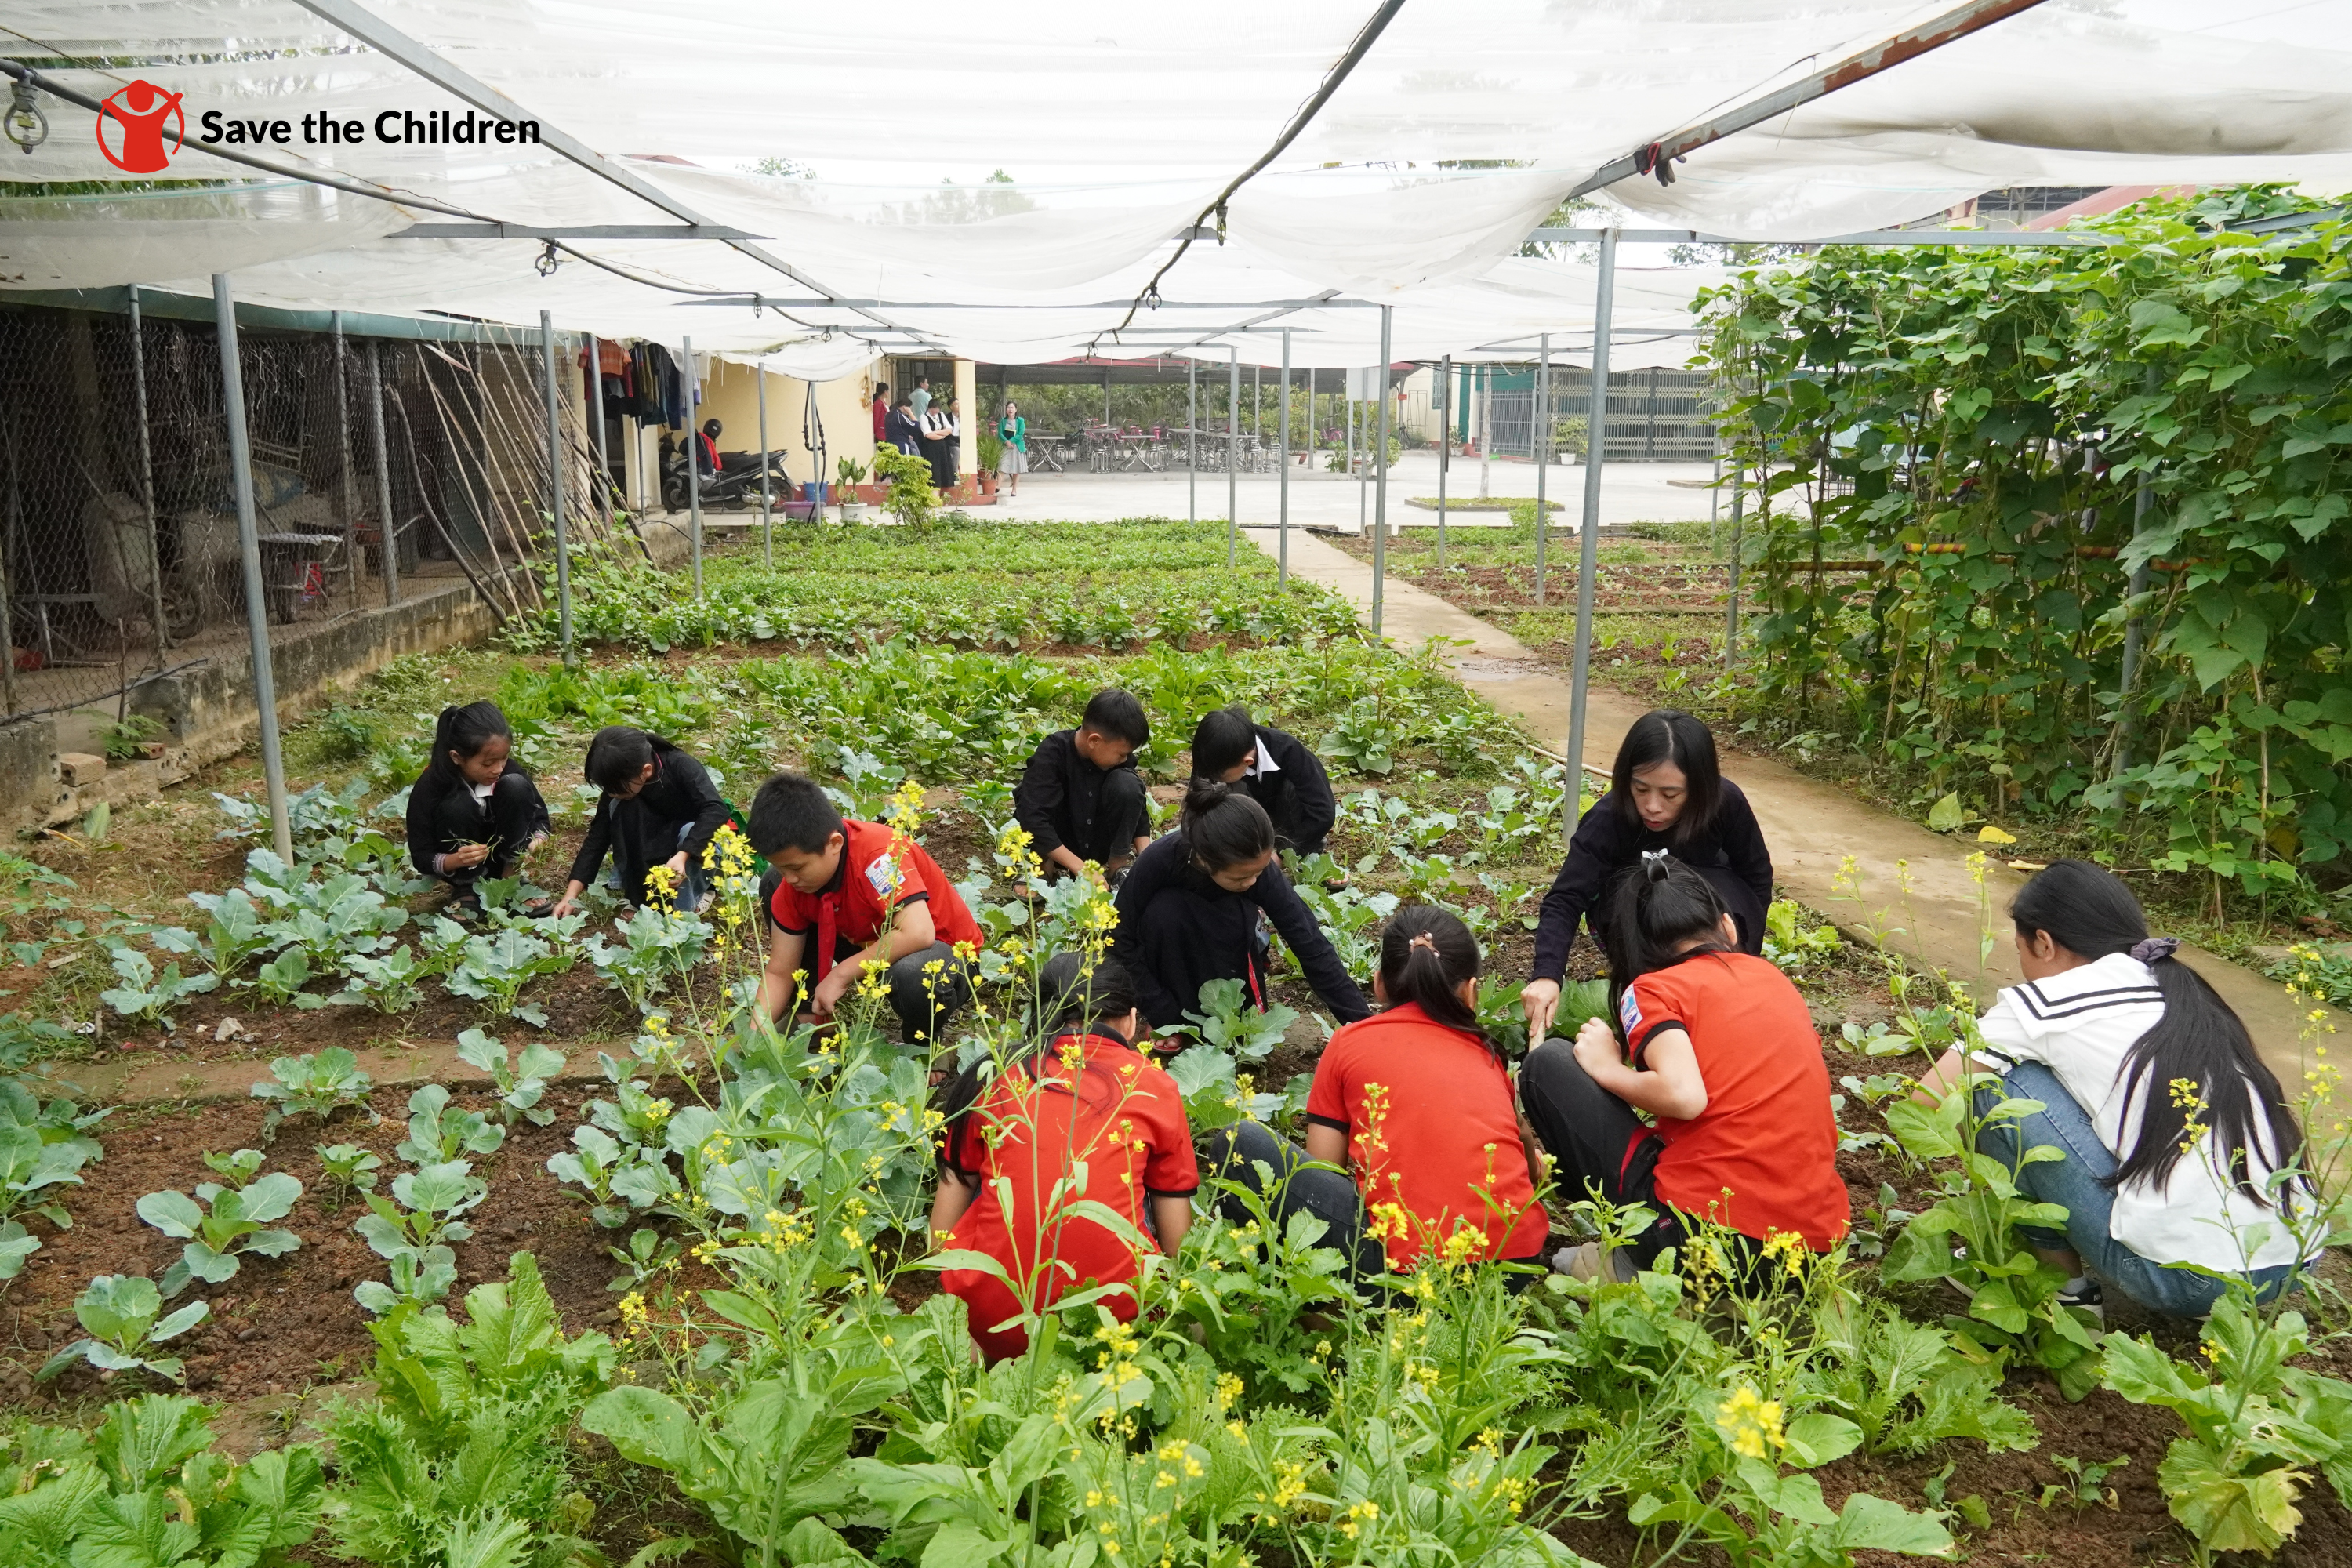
[
  {"left": 35, "top": 1274, "right": 210, "bottom": 1383},
  {"left": 136, "top": 1153, "right": 303, "bottom": 1296},
  {"left": 156, "top": 887, "right": 274, "bottom": 980},
  {"left": 1157, "top": 977, "right": 1297, "bottom": 1060},
  {"left": 583, "top": 905, "right": 710, "bottom": 1014},
  {"left": 98, "top": 942, "right": 219, "bottom": 1027},
  {"left": 456, "top": 1028, "right": 568, "bottom": 1126},
  {"left": 0, "top": 1080, "right": 105, "bottom": 1280},
  {"left": 546, "top": 1124, "right": 673, "bottom": 1229},
  {"left": 395, "top": 1083, "right": 506, "bottom": 1164},
  {"left": 351, "top": 1159, "right": 487, "bottom": 1315},
  {"left": 445, "top": 926, "right": 575, "bottom": 1028},
  {"left": 335, "top": 944, "right": 430, "bottom": 1014},
  {"left": 314, "top": 1142, "right": 383, "bottom": 1203},
  {"left": 251, "top": 1048, "right": 376, "bottom": 1138}
]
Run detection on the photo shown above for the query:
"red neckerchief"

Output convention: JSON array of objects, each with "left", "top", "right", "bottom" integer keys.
[{"left": 699, "top": 432, "right": 720, "bottom": 469}]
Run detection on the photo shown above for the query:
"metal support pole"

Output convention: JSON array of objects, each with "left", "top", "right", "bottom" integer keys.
[
  {"left": 757, "top": 366, "right": 773, "bottom": 569},
  {"left": 1188, "top": 358, "right": 1197, "bottom": 521},
  {"left": 127, "top": 286, "right": 170, "bottom": 651},
  {"left": 1723, "top": 464, "right": 1743, "bottom": 666},
  {"left": 1372, "top": 308, "right": 1392, "bottom": 636},
  {"left": 1226, "top": 346, "right": 1238, "bottom": 565},
  {"left": 587, "top": 333, "right": 608, "bottom": 524},
  {"left": 368, "top": 342, "right": 399, "bottom": 608},
  {"left": 1711, "top": 439, "right": 1721, "bottom": 526},
  {"left": 1278, "top": 328, "right": 1291, "bottom": 586},
  {"left": 1534, "top": 334, "right": 1551, "bottom": 604},
  {"left": 1478, "top": 366, "right": 1491, "bottom": 499},
  {"left": 1306, "top": 374, "right": 1317, "bottom": 468},
  {"left": 683, "top": 335, "right": 702, "bottom": 595},
  {"left": 1565, "top": 227, "right": 1617, "bottom": 800},
  {"left": 1253, "top": 362, "right": 1261, "bottom": 438},
  {"left": 0, "top": 420, "right": 21, "bottom": 719},
  {"left": 539, "top": 311, "right": 573, "bottom": 663},
  {"left": 1436, "top": 353, "right": 1450, "bottom": 572},
  {"left": 1355, "top": 386, "right": 1367, "bottom": 532},
  {"left": 332, "top": 310, "right": 360, "bottom": 611},
  {"left": 214, "top": 274, "right": 292, "bottom": 866}
]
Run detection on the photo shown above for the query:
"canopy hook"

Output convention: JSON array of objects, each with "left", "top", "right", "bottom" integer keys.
[
  {"left": 533, "top": 240, "right": 561, "bottom": 277},
  {"left": 4, "top": 78, "right": 48, "bottom": 154}
]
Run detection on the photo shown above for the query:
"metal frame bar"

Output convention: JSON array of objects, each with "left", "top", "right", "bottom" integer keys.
[
  {"left": 285, "top": 0, "right": 942, "bottom": 351},
  {"left": 1278, "top": 327, "right": 1292, "bottom": 585},
  {"left": 368, "top": 340, "right": 400, "bottom": 608},
  {"left": 127, "top": 285, "right": 170, "bottom": 651},
  {"left": 213, "top": 273, "right": 293, "bottom": 863},
  {"left": 1226, "top": 346, "right": 1239, "bottom": 564},
  {"left": 1528, "top": 225, "right": 2114, "bottom": 248},
  {"left": 684, "top": 334, "right": 702, "bottom": 594},
  {"left": 1564, "top": 229, "right": 1617, "bottom": 801},
  {"left": 1533, "top": 332, "right": 1550, "bottom": 604},
  {"left": 1565, "top": 0, "right": 2053, "bottom": 201},
  {"left": 539, "top": 310, "right": 574, "bottom": 662},
  {"left": 1371, "top": 307, "right": 1392, "bottom": 636}
]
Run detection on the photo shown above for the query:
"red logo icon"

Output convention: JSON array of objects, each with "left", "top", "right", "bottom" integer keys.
[{"left": 95, "top": 79, "right": 185, "bottom": 173}]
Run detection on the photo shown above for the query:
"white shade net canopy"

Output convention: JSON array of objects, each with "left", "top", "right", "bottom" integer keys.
[{"left": 5, "top": 0, "right": 2350, "bottom": 363}]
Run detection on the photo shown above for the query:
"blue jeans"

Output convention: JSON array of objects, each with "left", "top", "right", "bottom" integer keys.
[{"left": 1972, "top": 1062, "right": 2301, "bottom": 1319}]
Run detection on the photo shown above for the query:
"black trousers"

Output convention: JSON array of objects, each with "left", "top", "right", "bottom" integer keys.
[
  {"left": 1517, "top": 1038, "right": 1681, "bottom": 1267},
  {"left": 884, "top": 940, "right": 974, "bottom": 1047},
  {"left": 425, "top": 770, "right": 543, "bottom": 886},
  {"left": 1058, "top": 767, "right": 1150, "bottom": 869},
  {"left": 1198, "top": 1121, "right": 1388, "bottom": 1287}
]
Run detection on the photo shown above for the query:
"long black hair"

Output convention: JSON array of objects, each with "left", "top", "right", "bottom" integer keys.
[
  {"left": 584, "top": 726, "right": 676, "bottom": 793},
  {"left": 936, "top": 952, "right": 1143, "bottom": 1156},
  {"left": 1179, "top": 777, "right": 1273, "bottom": 873},
  {"left": 426, "top": 702, "right": 515, "bottom": 785},
  {"left": 1377, "top": 904, "right": 1493, "bottom": 1054},
  {"left": 1603, "top": 852, "right": 1734, "bottom": 1028},
  {"left": 1610, "top": 709, "right": 1723, "bottom": 848},
  {"left": 2010, "top": 860, "right": 2303, "bottom": 1206}
]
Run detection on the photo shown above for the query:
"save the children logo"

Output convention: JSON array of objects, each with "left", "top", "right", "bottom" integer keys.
[{"left": 95, "top": 79, "right": 187, "bottom": 173}]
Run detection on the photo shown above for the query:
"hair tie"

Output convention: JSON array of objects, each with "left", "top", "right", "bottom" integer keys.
[
  {"left": 1641, "top": 848, "right": 1671, "bottom": 879},
  {"left": 2130, "top": 936, "right": 2179, "bottom": 964},
  {"left": 1407, "top": 931, "right": 1438, "bottom": 953}
]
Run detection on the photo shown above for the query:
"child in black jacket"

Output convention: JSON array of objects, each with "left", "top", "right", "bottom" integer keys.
[
  {"left": 1014, "top": 688, "right": 1153, "bottom": 880},
  {"left": 405, "top": 702, "right": 551, "bottom": 909},
  {"left": 1189, "top": 705, "right": 1338, "bottom": 856},
  {"left": 1110, "top": 779, "right": 1370, "bottom": 1036},
  {"left": 553, "top": 728, "right": 728, "bottom": 915}
]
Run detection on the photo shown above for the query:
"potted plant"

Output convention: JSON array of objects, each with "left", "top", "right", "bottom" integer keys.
[
  {"left": 836, "top": 455, "right": 870, "bottom": 521},
  {"left": 1552, "top": 415, "right": 1589, "bottom": 463},
  {"left": 869, "top": 445, "right": 940, "bottom": 530}
]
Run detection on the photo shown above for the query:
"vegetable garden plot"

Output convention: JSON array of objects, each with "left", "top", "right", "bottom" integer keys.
[
  {"left": 540, "top": 519, "right": 1360, "bottom": 655},
  {"left": 2, "top": 543, "right": 2350, "bottom": 1565}
]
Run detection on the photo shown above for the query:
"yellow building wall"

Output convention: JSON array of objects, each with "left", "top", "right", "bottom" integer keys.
[{"left": 687, "top": 352, "right": 887, "bottom": 497}]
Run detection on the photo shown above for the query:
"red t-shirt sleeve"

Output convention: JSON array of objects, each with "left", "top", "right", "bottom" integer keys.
[
  {"left": 768, "top": 877, "right": 816, "bottom": 936},
  {"left": 1619, "top": 971, "right": 1690, "bottom": 1063},
  {"left": 1134, "top": 1065, "right": 1200, "bottom": 1196},
  {"left": 1304, "top": 1034, "right": 1352, "bottom": 1131}
]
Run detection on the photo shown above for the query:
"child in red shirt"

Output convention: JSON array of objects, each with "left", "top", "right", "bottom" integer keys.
[
  {"left": 1519, "top": 853, "right": 1846, "bottom": 1280},
  {"left": 746, "top": 771, "right": 985, "bottom": 1044},
  {"left": 1205, "top": 905, "right": 1551, "bottom": 1287},
  {"left": 932, "top": 953, "right": 1197, "bottom": 1361}
]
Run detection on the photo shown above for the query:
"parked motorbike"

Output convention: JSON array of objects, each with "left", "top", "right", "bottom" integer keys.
[{"left": 661, "top": 448, "right": 795, "bottom": 512}]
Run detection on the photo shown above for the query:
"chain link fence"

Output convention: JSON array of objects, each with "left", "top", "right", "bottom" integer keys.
[{"left": 0, "top": 298, "right": 594, "bottom": 726}]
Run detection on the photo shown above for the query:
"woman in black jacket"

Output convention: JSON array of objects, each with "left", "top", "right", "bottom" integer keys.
[
  {"left": 553, "top": 727, "right": 729, "bottom": 916},
  {"left": 1520, "top": 709, "right": 1773, "bottom": 1043},
  {"left": 1111, "top": 779, "right": 1370, "bottom": 1036},
  {"left": 405, "top": 702, "right": 551, "bottom": 911}
]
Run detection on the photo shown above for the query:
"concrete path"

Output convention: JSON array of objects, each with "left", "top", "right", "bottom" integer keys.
[
  {"left": 1265, "top": 529, "right": 2333, "bottom": 1088},
  {"left": 990, "top": 455, "right": 1722, "bottom": 530}
]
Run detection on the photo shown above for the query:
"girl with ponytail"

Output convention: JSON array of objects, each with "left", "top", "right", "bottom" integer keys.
[
  {"left": 1109, "top": 777, "right": 1370, "bottom": 1035},
  {"left": 405, "top": 701, "right": 550, "bottom": 911},
  {"left": 1519, "top": 852, "right": 1846, "bottom": 1280},
  {"left": 1203, "top": 905, "right": 1550, "bottom": 1287},
  {"left": 1918, "top": 859, "right": 2315, "bottom": 1316}
]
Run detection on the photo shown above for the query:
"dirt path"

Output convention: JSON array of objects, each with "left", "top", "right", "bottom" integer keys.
[{"left": 1259, "top": 528, "right": 2336, "bottom": 1091}]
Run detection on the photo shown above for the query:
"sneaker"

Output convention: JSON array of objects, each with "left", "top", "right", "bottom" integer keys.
[
  {"left": 2056, "top": 1277, "right": 2105, "bottom": 1320},
  {"left": 1552, "top": 1243, "right": 1633, "bottom": 1283}
]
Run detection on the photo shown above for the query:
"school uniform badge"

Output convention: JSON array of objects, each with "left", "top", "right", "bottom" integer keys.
[
  {"left": 864, "top": 852, "right": 902, "bottom": 897},
  {"left": 1618, "top": 985, "right": 1643, "bottom": 1036}
]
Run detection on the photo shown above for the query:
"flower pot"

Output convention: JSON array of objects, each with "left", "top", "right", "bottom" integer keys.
[{"left": 839, "top": 501, "right": 869, "bottom": 522}]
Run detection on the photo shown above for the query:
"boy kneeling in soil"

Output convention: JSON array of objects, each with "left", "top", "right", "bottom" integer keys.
[
  {"left": 1518, "top": 853, "right": 1849, "bottom": 1283},
  {"left": 1013, "top": 688, "right": 1153, "bottom": 883},
  {"left": 931, "top": 952, "right": 1196, "bottom": 1361},
  {"left": 746, "top": 771, "right": 985, "bottom": 1047}
]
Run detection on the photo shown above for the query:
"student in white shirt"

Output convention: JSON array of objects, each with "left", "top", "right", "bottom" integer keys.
[{"left": 1918, "top": 860, "right": 2314, "bottom": 1317}]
